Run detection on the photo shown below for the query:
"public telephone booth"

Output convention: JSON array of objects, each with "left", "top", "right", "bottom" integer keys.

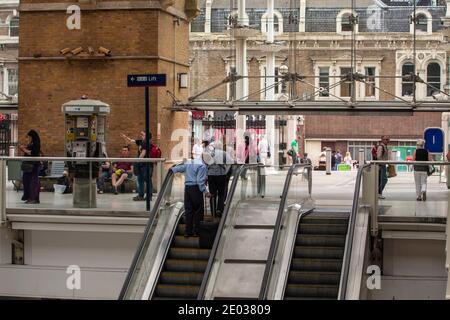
[{"left": 62, "top": 97, "right": 110, "bottom": 208}]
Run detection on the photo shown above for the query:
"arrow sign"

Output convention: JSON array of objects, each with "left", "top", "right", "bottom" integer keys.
[
  {"left": 424, "top": 127, "right": 444, "bottom": 154},
  {"left": 127, "top": 74, "right": 166, "bottom": 87}
]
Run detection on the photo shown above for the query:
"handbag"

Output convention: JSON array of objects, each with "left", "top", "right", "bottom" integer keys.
[
  {"left": 21, "top": 161, "right": 34, "bottom": 173},
  {"left": 387, "top": 164, "right": 397, "bottom": 178},
  {"left": 427, "top": 165, "right": 436, "bottom": 177}
]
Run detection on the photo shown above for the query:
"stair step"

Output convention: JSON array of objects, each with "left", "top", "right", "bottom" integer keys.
[
  {"left": 168, "top": 247, "right": 211, "bottom": 260},
  {"left": 159, "top": 272, "right": 205, "bottom": 286},
  {"left": 154, "top": 284, "right": 200, "bottom": 299},
  {"left": 293, "top": 246, "right": 345, "bottom": 259},
  {"left": 285, "top": 284, "right": 339, "bottom": 299},
  {"left": 296, "top": 234, "right": 347, "bottom": 247},
  {"left": 290, "top": 258, "right": 343, "bottom": 272},
  {"left": 299, "top": 223, "right": 348, "bottom": 236},
  {"left": 302, "top": 215, "right": 349, "bottom": 225},
  {"left": 288, "top": 271, "right": 341, "bottom": 285},
  {"left": 173, "top": 236, "right": 200, "bottom": 248},
  {"left": 164, "top": 259, "right": 208, "bottom": 272}
]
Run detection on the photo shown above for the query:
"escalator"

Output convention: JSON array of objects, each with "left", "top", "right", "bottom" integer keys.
[
  {"left": 153, "top": 215, "right": 213, "bottom": 300},
  {"left": 285, "top": 210, "right": 349, "bottom": 300}
]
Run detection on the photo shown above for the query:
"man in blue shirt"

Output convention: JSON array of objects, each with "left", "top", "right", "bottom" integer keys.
[{"left": 171, "top": 155, "right": 210, "bottom": 237}]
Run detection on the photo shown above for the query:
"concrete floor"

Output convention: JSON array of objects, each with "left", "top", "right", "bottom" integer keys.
[{"left": 5, "top": 169, "right": 449, "bottom": 218}]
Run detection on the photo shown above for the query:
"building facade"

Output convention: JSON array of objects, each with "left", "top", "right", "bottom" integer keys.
[
  {"left": 189, "top": 0, "right": 449, "bottom": 165},
  {"left": 18, "top": 0, "right": 199, "bottom": 157},
  {"left": 0, "top": 0, "right": 19, "bottom": 156}
]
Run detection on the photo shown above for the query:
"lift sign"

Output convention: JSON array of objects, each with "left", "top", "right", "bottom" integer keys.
[{"left": 424, "top": 127, "right": 444, "bottom": 154}]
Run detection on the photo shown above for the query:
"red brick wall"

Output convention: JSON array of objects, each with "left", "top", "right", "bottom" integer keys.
[{"left": 19, "top": 6, "right": 189, "bottom": 157}]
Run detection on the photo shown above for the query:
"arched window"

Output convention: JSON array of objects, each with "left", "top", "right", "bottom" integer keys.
[
  {"left": 402, "top": 62, "right": 415, "bottom": 97},
  {"left": 410, "top": 10, "right": 432, "bottom": 35},
  {"left": 9, "top": 16, "right": 19, "bottom": 37},
  {"left": 261, "top": 11, "right": 283, "bottom": 35},
  {"left": 341, "top": 14, "right": 352, "bottom": 32},
  {"left": 416, "top": 14, "right": 428, "bottom": 33},
  {"left": 427, "top": 63, "right": 441, "bottom": 96},
  {"left": 336, "top": 10, "right": 358, "bottom": 34}
]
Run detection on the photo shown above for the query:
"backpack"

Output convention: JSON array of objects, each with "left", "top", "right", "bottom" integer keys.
[{"left": 150, "top": 143, "right": 162, "bottom": 158}]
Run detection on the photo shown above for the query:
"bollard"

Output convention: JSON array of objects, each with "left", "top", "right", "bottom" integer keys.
[
  {"left": 9, "top": 146, "right": 15, "bottom": 157},
  {"left": 0, "top": 160, "right": 6, "bottom": 224},
  {"left": 358, "top": 149, "right": 365, "bottom": 168},
  {"left": 326, "top": 147, "right": 331, "bottom": 175}
]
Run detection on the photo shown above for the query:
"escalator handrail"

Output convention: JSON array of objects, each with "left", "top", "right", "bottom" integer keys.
[
  {"left": 258, "top": 163, "right": 312, "bottom": 300},
  {"left": 337, "top": 164, "right": 370, "bottom": 300},
  {"left": 197, "top": 163, "right": 263, "bottom": 299},
  {"left": 119, "top": 164, "right": 178, "bottom": 299}
]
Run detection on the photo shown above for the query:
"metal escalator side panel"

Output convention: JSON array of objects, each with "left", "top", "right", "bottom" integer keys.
[
  {"left": 197, "top": 164, "right": 246, "bottom": 300},
  {"left": 344, "top": 206, "right": 370, "bottom": 300},
  {"left": 142, "top": 205, "right": 184, "bottom": 300},
  {"left": 338, "top": 164, "right": 370, "bottom": 300},
  {"left": 119, "top": 166, "right": 177, "bottom": 300},
  {"left": 268, "top": 208, "right": 305, "bottom": 300}
]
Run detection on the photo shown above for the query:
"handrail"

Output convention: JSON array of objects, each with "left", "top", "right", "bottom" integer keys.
[
  {"left": 0, "top": 156, "right": 165, "bottom": 163},
  {"left": 118, "top": 164, "right": 177, "bottom": 299},
  {"left": 197, "top": 163, "right": 260, "bottom": 299},
  {"left": 337, "top": 163, "right": 370, "bottom": 300},
  {"left": 258, "top": 163, "right": 311, "bottom": 300},
  {"left": 371, "top": 160, "right": 449, "bottom": 166}
]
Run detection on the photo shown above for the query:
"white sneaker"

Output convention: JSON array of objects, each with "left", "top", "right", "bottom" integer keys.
[{"left": 378, "top": 195, "right": 386, "bottom": 200}]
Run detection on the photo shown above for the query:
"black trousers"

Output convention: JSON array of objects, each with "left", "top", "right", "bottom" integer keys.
[
  {"left": 208, "top": 175, "right": 228, "bottom": 215},
  {"left": 184, "top": 185, "right": 204, "bottom": 234}
]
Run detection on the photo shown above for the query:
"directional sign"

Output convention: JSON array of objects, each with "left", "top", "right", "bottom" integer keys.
[
  {"left": 127, "top": 74, "right": 166, "bottom": 87},
  {"left": 424, "top": 127, "right": 444, "bottom": 154}
]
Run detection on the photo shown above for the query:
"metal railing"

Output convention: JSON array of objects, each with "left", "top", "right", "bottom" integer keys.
[{"left": 258, "top": 163, "right": 312, "bottom": 300}]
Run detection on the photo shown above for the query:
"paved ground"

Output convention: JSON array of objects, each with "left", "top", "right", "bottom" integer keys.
[{"left": 5, "top": 169, "right": 449, "bottom": 218}]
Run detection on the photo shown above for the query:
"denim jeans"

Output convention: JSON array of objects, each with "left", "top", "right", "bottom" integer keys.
[
  {"left": 378, "top": 165, "right": 388, "bottom": 195},
  {"left": 137, "top": 164, "right": 153, "bottom": 199}
]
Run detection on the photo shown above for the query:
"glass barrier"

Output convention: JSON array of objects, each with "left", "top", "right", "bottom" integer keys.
[
  {"left": 373, "top": 161, "right": 448, "bottom": 219},
  {"left": 120, "top": 169, "right": 185, "bottom": 299},
  {"left": 260, "top": 164, "right": 313, "bottom": 299},
  {"left": 0, "top": 157, "right": 165, "bottom": 213}
]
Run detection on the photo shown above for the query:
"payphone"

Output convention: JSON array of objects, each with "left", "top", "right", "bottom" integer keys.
[{"left": 62, "top": 98, "right": 110, "bottom": 208}]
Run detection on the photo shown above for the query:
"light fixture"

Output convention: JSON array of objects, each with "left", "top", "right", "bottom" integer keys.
[
  {"left": 60, "top": 47, "right": 71, "bottom": 55},
  {"left": 71, "top": 47, "right": 83, "bottom": 55},
  {"left": 279, "top": 64, "right": 289, "bottom": 76},
  {"left": 98, "top": 46, "right": 112, "bottom": 56},
  {"left": 178, "top": 73, "right": 189, "bottom": 89}
]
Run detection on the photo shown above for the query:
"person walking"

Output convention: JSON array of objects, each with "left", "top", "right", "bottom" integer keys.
[
  {"left": 171, "top": 154, "right": 210, "bottom": 237},
  {"left": 19, "top": 130, "right": 41, "bottom": 204},
  {"left": 377, "top": 136, "right": 390, "bottom": 199},
  {"left": 413, "top": 139, "right": 431, "bottom": 201}
]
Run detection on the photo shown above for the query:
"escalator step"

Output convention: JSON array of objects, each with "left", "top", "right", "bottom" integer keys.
[
  {"left": 290, "top": 258, "right": 342, "bottom": 272},
  {"left": 159, "top": 272, "right": 205, "bottom": 285},
  {"left": 298, "top": 224, "right": 348, "bottom": 235},
  {"left": 173, "top": 236, "right": 200, "bottom": 248},
  {"left": 288, "top": 271, "right": 341, "bottom": 285},
  {"left": 164, "top": 259, "right": 208, "bottom": 272},
  {"left": 154, "top": 284, "right": 200, "bottom": 299},
  {"left": 285, "top": 284, "right": 339, "bottom": 299},
  {"left": 302, "top": 216, "right": 349, "bottom": 225},
  {"left": 168, "top": 247, "right": 211, "bottom": 260},
  {"left": 293, "top": 246, "right": 344, "bottom": 259},
  {"left": 296, "top": 234, "right": 346, "bottom": 247}
]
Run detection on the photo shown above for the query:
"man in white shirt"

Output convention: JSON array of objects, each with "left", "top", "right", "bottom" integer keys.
[
  {"left": 192, "top": 138, "right": 203, "bottom": 159},
  {"left": 258, "top": 135, "right": 269, "bottom": 165}
]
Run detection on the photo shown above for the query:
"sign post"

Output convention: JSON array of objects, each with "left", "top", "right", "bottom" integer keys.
[{"left": 128, "top": 74, "right": 166, "bottom": 211}]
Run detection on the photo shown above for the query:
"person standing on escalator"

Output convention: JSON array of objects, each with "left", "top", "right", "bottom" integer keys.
[{"left": 171, "top": 153, "right": 211, "bottom": 238}]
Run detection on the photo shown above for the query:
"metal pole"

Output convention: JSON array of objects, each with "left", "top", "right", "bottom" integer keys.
[
  {"left": 358, "top": 148, "right": 365, "bottom": 168},
  {"left": 89, "top": 161, "right": 92, "bottom": 208},
  {"left": 145, "top": 86, "right": 151, "bottom": 211},
  {"left": 326, "top": 147, "right": 331, "bottom": 175},
  {"left": 0, "top": 159, "right": 6, "bottom": 224}
]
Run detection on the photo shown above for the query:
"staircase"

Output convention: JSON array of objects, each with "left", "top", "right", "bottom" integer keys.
[
  {"left": 153, "top": 217, "right": 212, "bottom": 300},
  {"left": 285, "top": 211, "right": 349, "bottom": 300}
]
